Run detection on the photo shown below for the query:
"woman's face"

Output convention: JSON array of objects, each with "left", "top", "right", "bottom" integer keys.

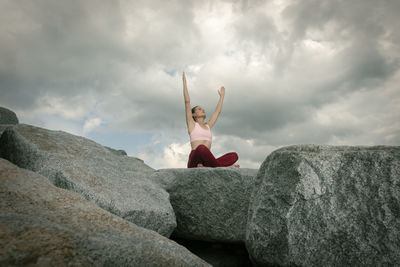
[{"left": 194, "top": 106, "right": 206, "bottom": 119}]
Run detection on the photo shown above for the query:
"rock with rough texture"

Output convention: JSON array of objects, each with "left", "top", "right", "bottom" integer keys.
[
  {"left": 0, "top": 158, "right": 211, "bottom": 266},
  {"left": 0, "top": 106, "right": 19, "bottom": 124},
  {"left": 104, "top": 145, "right": 128, "bottom": 156},
  {"left": 0, "top": 124, "right": 176, "bottom": 237},
  {"left": 0, "top": 125, "right": 14, "bottom": 135},
  {"left": 246, "top": 145, "right": 400, "bottom": 267},
  {"left": 150, "top": 167, "right": 258, "bottom": 243}
]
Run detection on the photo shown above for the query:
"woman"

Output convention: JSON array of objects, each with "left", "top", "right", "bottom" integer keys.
[{"left": 182, "top": 72, "right": 240, "bottom": 168}]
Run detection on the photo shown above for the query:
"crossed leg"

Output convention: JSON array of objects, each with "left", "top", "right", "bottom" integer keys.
[{"left": 187, "top": 144, "right": 239, "bottom": 168}]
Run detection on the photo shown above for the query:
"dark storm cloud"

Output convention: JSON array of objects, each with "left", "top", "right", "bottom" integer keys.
[
  {"left": 1, "top": 0, "right": 124, "bottom": 107},
  {"left": 281, "top": 0, "right": 399, "bottom": 84},
  {"left": 0, "top": 0, "right": 202, "bottom": 109}
]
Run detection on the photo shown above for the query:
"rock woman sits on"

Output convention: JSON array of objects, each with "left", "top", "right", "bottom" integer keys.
[{"left": 182, "top": 72, "right": 240, "bottom": 168}]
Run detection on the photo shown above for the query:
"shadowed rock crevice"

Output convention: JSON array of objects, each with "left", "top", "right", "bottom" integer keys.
[{"left": 171, "top": 237, "right": 253, "bottom": 267}]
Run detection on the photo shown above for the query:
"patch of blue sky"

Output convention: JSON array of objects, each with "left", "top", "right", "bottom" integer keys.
[
  {"left": 164, "top": 69, "right": 177, "bottom": 77},
  {"left": 85, "top": 130, "right": 155, "bottom": 156}
]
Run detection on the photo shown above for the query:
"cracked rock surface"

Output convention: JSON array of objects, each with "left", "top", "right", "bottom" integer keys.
[{"left": 246, "top": 145, "right": 400, "bottom": 267}]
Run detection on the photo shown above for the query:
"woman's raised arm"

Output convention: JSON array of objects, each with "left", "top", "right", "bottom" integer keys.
[
  {"left": 207, "top": 86, "right": 225, "bottom": 128},
  {"left": 183, "top": 72, "right": 194, "bottom": 126},
  {"left": 183, "top": 72, "right": 190, "bottom": 103}
]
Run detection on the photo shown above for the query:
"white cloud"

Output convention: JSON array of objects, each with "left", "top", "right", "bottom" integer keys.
[
  {"left": 34, "top": 95, "right": 89, "bottom": 120},
  {"left": 138, "top": 141, "right": 190, "bottom": 169},
  {"left": 83, "top": 117, "right": 102, "bottom": 134}
]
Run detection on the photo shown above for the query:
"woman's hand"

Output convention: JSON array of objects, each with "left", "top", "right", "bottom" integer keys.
[{"left": 218, "top": 86, "right": 225, "bottom": 97}]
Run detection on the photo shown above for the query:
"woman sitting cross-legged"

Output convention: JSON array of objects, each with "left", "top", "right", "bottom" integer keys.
[{"left": 182, "top": 71, "right": 240, "bottom": 168}]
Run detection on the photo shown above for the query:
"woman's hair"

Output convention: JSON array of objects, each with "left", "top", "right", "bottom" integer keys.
[{"left": 191, "top": 106, "right": 198, "bottom": 121}]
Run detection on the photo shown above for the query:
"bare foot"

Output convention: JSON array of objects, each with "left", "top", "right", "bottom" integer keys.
[
  {"left": 227, "top": 164, "right": 240, "bottom": 168},
  {"left": 197, "top": 163, "right": 205, "bottom": 168}
]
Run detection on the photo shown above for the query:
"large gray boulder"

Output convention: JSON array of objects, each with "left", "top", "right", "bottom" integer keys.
[
  {"left": 0, "top": 124, "right": 176, "bottom": 237},
  {"left": 150, "top": 167, "right": 258, "bottom": 243},
  {"left": 246, "top": 145, "right": 400, "bottom": 267},
  {"left": 0, "top": 106, "right": 19, "bottom": 125},
  {"left": 0, "top": 158, "right": 211, "bottom": 266}
]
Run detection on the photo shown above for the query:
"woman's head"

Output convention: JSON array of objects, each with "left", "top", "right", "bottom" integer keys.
[{"left": 192, "top": 105, "right": 206, "bottom": 121}]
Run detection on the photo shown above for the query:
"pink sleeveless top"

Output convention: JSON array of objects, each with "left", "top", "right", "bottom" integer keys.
[{"left": 190, "top": 122, "right": 212, "bottom": 142}]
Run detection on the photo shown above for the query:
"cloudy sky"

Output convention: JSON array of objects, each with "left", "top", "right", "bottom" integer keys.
[{"left": 1, "top": 0, "right": 399, "bottom": 169}]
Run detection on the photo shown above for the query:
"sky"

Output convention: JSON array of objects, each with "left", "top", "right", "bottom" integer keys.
[{"left": 1, "top": 0, "right": 399, "bottom": 170}]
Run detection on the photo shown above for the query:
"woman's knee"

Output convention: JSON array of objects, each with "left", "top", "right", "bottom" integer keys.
[{"left": 231, "top": 152, "right": 239, "bottom": 161}]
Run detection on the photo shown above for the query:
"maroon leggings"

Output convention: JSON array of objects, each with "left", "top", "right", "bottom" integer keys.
[{"left": 187, "top": 144, "right": 239, "bottom": 168}]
